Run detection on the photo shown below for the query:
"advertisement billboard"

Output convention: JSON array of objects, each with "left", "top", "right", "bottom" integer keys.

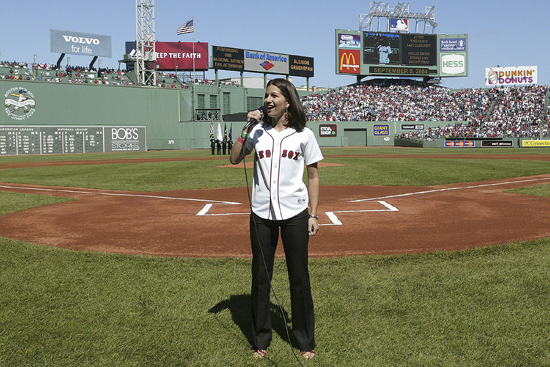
[
  {"left": 337, "top": 33, "right": 361, "bottom": 48},
  {"left": 154, "top": 42, "right": 208, "bottom": 70},
  {"left": 125, "top": 42, "right": 209, "bottom": 71},
  {"left": 439, "top": 35, "right": 468, "bottom": 77},
  {"left": 440, "top": 53, "right": 466, "bottom": 76},
  {"left": 51, "top": 29, "right": 112, "bottom": 58},
  {"left": 338, "top": 49, "right": 361, "bottom": 74},
  {"left": 485, "top": 66, "right": 537, "bottom": 86},
  {"left": 440, "top": 38, "right": 466, "bottom": 52},
  {"left": 212, "top": 45, "right": 314, "bottom": 77},
  {"left": 244, "top": 50, "right": 289, "bottom": 74}
]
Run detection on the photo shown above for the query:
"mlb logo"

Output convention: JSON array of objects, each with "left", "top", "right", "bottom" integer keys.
[{"left": 390, "top": 18, "right": 409, "bottom": 32}]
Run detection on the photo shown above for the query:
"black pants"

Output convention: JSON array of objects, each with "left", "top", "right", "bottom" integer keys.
[{"left": 250, "top": 209, "right": 315, "bottom": 352}]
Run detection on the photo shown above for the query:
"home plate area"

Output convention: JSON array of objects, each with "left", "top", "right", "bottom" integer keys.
[{"left": 197, "top": 200, "right": 399, "bottom": 227}]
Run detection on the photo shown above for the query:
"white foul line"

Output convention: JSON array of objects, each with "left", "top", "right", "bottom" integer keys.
[
  {"left": 0, "top": 184, "right": 240, "bottom": 205},
  {"left": 349, "top": 176, "right": 550, "bottom": 203}
]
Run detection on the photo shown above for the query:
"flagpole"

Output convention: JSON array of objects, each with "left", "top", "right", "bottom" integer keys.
[
  {"left": 192, "top": 16, "right": 195, "bottom": 85},
  {"left": 177, "top": 18, "right": 195, "bottom": 120},
  {"left": 192, "top": 17, "right": 195, "bottom": 121}
]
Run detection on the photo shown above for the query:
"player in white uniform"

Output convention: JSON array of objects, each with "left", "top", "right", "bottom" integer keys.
[
  {"left": 378, "top": 43, "right": 392, "bottom": 64},
  {"left": 230, "top": 78, "right": 322, "bottom": 360}
]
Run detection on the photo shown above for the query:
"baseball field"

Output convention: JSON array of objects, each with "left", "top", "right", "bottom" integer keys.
[{"left": 1, "top": 147, "right": 550, "bottom": 366}]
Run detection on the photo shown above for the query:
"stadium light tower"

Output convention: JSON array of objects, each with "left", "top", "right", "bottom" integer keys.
[{"left": 136, "top": 0, "right": 157, "bottom": 86}]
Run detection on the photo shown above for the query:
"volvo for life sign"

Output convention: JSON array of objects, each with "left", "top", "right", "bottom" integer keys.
[{"left": 50, "top": 29, "right": 112, "bottom": 57}]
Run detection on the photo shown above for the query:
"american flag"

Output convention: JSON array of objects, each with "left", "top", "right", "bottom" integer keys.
[
  {"left": 177, "top": 20, "right": 194, "bottom": 35},
  {"left": 209, "top": 120, "right": 214, "bottom": 138}
]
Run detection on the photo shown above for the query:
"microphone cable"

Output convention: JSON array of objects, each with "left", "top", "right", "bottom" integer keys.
[{"left": 241, "top": 147, "right": 305, "bottom": 367}]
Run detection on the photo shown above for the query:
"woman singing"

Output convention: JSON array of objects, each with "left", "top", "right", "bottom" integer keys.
[{"left": 230, "top": 78, "right": 323, "bottom": 360}]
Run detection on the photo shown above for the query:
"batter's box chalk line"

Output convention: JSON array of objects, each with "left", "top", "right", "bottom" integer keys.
[
  {"left": 323, "top": 201, "right": 398, "bottom": 226},
  {"left": 197, "top": 201, "right": 399, "bottom": 226},
  {"left": 197, "top": 203, "right": 247, "bottom": 216}
]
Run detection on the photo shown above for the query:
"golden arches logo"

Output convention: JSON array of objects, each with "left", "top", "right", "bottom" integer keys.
[{"left": 339, "top": 51, "right": 359, "bottom": 73}]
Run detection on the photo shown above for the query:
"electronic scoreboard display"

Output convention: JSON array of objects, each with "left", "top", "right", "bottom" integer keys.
[
  {"left": 336, "top": 29, "right": 467, "bottom": 78},
  {"left": 363, "top": 32, "right": 436, "bottom": 66}
]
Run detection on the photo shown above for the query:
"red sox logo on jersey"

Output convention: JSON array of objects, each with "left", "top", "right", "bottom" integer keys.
[{"left": 257, "top": 149, "right": 301, "bottom": 161}]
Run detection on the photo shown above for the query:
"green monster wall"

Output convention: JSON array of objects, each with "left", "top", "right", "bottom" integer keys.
[
  {"left": 5, "top": 78, "right": 518, "bottom": 154},
  {"left": 1, "top": 79, "right": 269, "bottom": 151}
]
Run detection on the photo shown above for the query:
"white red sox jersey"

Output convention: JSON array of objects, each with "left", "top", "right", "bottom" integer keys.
[{"left": 245, "top": 123, "right": 323, "bottom": 221}]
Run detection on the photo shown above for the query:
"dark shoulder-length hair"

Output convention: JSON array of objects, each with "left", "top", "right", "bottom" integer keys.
[{"left": 264, "top": 78, "right": 307, "bottom": 132}]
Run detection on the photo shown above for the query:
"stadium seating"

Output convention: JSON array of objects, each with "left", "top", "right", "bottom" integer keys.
[
  {"left": 2, "top": 59, "right": 549, "bottom": 138},
  {"left": 302, "top": 80, "right": 549, "bottom": 138}
]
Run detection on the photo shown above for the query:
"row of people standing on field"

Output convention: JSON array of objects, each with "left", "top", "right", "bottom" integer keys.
[{"left": 210, "top": 137, "right": 232, "bottom": 155}]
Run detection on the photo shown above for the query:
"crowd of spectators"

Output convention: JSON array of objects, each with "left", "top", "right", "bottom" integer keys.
[
  {"left": 0, "top": 60, "right": 28, "bottom": 68},
  {"left": 301, "top": 80, "right": 549, "bottom": 139},
  {"left": 301, "top": 80, "right": 491, "bottom": 123},
  {"left": 1, "top": 60, "right": 133, "bottom": 85},
  {"left": 2, "top": 59, "right": 549, "bottom": 138},
  {"left": 1, "top": 59, "right": 241, "bottom": 88}
]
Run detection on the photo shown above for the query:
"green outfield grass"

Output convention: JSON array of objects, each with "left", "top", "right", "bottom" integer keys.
[
  {"left": 1, "top": 147, "right": 550, "bottom": 366},
  {"left": 1, "top": 147, "right": 550, "bottom": 191}
]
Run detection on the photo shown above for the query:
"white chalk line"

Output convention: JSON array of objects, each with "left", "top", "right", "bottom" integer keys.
[
  {"left": 197, "top": 200, "right": 399, "bottom": 227},
  {"left": 322, "top": 201, "right": 398, "bottom": 226},
  {"left": 0, "top": 184, "right": 240, "bottom": 205},
  {"left": 350, "top": 176, "right": 550, "bottom": 203},
  {"left": 197, "top": 203, "right": 248, "bottom": 216}
]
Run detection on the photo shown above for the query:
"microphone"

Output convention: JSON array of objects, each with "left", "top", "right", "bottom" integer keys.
[{"left": 243, "top": 106, "right": 266, "bottom": 131}]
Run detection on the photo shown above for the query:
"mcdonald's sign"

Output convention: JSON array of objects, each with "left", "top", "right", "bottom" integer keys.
[{"left": 338, "top": 49, "right": 360, "bottom": 74}]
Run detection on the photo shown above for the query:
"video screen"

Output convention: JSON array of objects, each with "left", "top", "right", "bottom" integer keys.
[
  {"left": 363, "top": 32, "right": 437, "bottom": 66},
  {"left": 363, "top": 32, "right": 400, "bottom": 65}
]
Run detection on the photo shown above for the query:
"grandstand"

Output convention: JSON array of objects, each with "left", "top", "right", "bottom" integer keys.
[{"left": 302, "top": 80, "right": 550, "bottom": 139}]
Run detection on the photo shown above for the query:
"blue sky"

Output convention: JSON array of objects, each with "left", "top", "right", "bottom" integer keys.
[{"left": 1, "top": 0, "right": 547, "bottom": 90}]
